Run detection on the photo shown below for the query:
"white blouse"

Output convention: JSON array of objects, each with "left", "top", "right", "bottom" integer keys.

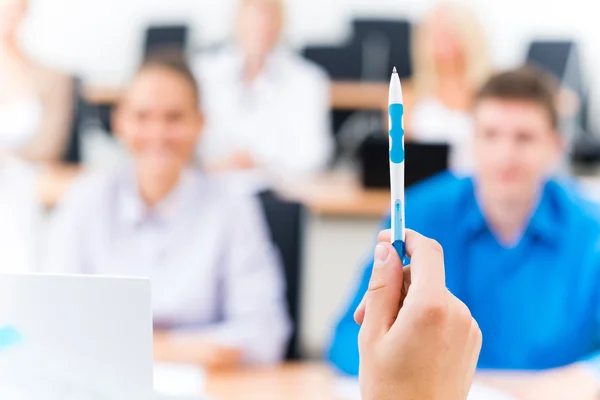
[
  {"left": 0, "top": 98, "right": 43, "bottom": 150},
  {"left": 0, "top": 158, "right": 43, "bottom": 273},
  {"left": 194, "top": 46, "right": 333, "bottom": 192},
  {"left": 42, "top": 164, "right": 291, "bottom": 365},
  {"left": 410, "top": 97, "right": 474, "bottom": 175}
]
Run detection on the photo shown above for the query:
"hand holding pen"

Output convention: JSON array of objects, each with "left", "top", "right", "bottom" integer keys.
[{"left": 388, "top": 67, "right": 410, "bottom": 265}]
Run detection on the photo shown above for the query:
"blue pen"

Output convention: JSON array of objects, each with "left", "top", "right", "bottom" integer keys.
[{"left": 389, "top": 67, "right": 410, "bottom": 265}]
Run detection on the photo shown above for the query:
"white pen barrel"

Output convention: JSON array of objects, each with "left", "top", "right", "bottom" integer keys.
[{"left": 390, "top": 163, "right": 405, "bottom": 243}]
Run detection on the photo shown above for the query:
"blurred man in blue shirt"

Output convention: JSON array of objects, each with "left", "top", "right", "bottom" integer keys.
[{"left": 328, "top": 68, "right": 600, "bottom": 399}]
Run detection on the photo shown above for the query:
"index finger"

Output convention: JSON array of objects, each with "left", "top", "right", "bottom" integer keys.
[
  {"left": 377, "top": 229, "right": 391, "bottom": 243},
  {"left": 404, "top": 229, "right": 446, "bottom": 291}
]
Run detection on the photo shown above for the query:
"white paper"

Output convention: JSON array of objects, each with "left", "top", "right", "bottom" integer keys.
[
  {"left": 468, "top": 382, "right": 518, "bottom": 400},
  {"left": 333, "top": 377, "right": 517, "bottom": 400},
  {"left": 153, "top": 362, "right": 206, "bottom": 399}
]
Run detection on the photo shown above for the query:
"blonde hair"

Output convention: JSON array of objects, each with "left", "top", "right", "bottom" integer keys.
[{"left": 412, "top": 2, "right": 491, "bottom": 96}]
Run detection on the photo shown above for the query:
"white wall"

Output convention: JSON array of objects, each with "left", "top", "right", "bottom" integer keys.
[{"left": 21, "top": 0, "right": 600, "bottom": 85}]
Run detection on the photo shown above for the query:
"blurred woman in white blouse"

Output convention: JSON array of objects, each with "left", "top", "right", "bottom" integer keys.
[
  {"left": 406, "top": 2, "right": 492, "bottom": 174},
  {"left": 0, "top": 0, "right": 73, "bottom": 273},
  {"left": 195, "top": 0, "right": 333, "bottom": 192},
  {"left": 43, "top": 54, "right": 291, "bottom": 369},
  {"left": 0, "top": 0, "right": 73, "bottom": 162}
]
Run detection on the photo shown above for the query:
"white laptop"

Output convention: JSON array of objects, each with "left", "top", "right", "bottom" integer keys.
[{"left": 0, "top": 273, "right": 155, "bottom": 399}]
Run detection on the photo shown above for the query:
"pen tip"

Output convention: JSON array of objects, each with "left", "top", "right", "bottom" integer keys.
[{"left": 392, "top": 66, "right": 397, "bottom": 74}]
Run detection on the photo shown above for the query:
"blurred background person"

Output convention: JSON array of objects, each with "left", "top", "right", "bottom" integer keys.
[
  {"left": 42, "top": 53, "right": 291, "bottom": 369},
  {"left": 0, "top": 0, "right": 74, "bottom": 273},
  {"left": 406, "top": 2, "right": 491, "bottom": 174},
  {"left": 194, "top": 0, "right": 333, "bottom": 193},
  {"left": 0, "top": 0, "right": 73, "bottom": 162},
  {"left": 328, "top": 68, "right": 600, "bottom": 399}
]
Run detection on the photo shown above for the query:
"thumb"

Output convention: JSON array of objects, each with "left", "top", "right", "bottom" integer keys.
[{"left": 360, "top": 242, "right": 403, "bottom": 342}]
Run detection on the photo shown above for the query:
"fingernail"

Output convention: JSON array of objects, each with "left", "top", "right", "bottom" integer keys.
[{"left": 374, "top": 244, "right": 389, "bottom": 263}]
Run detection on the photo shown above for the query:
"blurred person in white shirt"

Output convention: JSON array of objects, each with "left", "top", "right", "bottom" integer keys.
[
  {"left": 43, "top": 52, "right": 291, "bottom": 370},
  {"left": 194, "top": 0, "right": 333, "bottom": 193},
  {"left": 405, "top": 2, "right": 492, "bottom": 175}
]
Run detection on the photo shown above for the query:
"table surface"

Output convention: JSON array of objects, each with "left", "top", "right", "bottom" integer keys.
[
  {"left": 277, "top": 172, "right": 389, "bottom": 218},
  {"left": 206, "top": 362, "right": 346, "bottom": 400},
  {"left": 84, "top": 81, "right": 393, "bottom": 112}
]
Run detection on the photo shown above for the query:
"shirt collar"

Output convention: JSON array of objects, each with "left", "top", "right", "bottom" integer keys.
[
  {"left": 117, "top": 167, "right": 196, "bottom": 227},
  {"left": 459, "top": 179, "right": 487, "bottom": 238},
  {"left": 460, "top": 179, "right": 561, "bottom": 246},
  {"left": 226, "top": 43, "right": 284, "bottom": 84},
  {"left": 526, "top": 182, "right": 562, "bottom": 245}
]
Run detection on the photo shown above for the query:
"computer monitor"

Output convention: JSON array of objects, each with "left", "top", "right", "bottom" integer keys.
[
  {"left": 359, "top": 136, "right": 450, "bottom": 189},
  {"left": 144, "top": 25, "right": 189, "bottom": 59},
  {"left": 0, "top": 273, "right": 154, "bottom": 398}
]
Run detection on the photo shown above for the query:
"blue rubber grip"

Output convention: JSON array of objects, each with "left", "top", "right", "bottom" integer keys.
[
  {"left": 392, "top": 240, "right": 411, "bottom": 266},
  {"left": 389, "top": 104, "right": 405, "bottom": 164}
]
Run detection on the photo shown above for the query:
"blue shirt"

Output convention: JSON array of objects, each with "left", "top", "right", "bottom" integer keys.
[{"left": 328, "top": 172, "right": 600, "bottom": 376}]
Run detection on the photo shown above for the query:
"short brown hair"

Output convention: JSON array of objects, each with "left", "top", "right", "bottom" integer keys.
[
  {"left": 475, "top": 67, "right": 559, "bottom": 129},
  {"left": 137, "top": 50, "right": 200, "bottom": 107}
]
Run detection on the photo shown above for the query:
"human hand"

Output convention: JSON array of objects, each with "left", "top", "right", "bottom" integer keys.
[
  {"left": 153, "top": 331, "right": 242, "bottom": 371},
  {"left": 229, "top": 150, "right": 256, "bottom": 170},
  {"left": 209, "top": 150, "right": 256, "bottom": 173},
  {"left": 356, "top": 229, "right": 482, "bottom": 400}
]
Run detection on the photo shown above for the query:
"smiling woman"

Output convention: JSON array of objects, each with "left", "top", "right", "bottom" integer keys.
[
  {"left": 42, "top": 52, "right": 291, "bottom": 370},
  {"left": 113, "top": 53, "right": 204, "bottom": 206}
]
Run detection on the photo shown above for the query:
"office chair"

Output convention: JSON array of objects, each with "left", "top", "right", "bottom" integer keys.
[
  {"left": 527, "top": 41, "right": 578, "bottom": 86},
  {"left": 527, "top": 40, "right": 600, "bottom": 162},
  {"left": 302, "top": 19, "right": 412, "bottom": 82},
  {"left": 257, "top": 191, "right": 305, "bottom": 360},
  {"left": 144, "top": 24, "right": 189, "bottom": 59},
  {"left": 526, "top": 41, "right": 586, "bottom": 126},
  {"left": 302, "top": 44, "right": 362, "bottom": 80},
  {"left": 63, "top": 77, "right": 84, "bottom": 163},
  {"left": 352, "top": 19, "right": 412, "bottom": 81},
  {"left": 302, "top": 43, "right": 361, "bottom": 147}
]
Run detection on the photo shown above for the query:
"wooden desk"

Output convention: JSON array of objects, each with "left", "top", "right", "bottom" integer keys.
[
  {"left": 277, "top": 172, "right": 389, "bottom": 218},
  {"left": 84, "top": 81, "right": 403, "bottom": 112},
  {"left": 206, "top": 363, "right": 344, "bottom": 400},
  {"left": 83, "top": 85, "right": 122, "bottom": 105},
  {"left": 330, "top": 81, "right": 388, "bottom": 111}
]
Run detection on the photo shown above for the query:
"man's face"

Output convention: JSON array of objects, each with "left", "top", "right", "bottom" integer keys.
[{"left": 473, "top": 98, "right": 562, "bottom": 202}]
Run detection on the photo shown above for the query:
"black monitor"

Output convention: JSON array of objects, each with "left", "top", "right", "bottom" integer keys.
[
  {"left": 526, "top": 41, "right": 573, "bottom": 81},
  {"left": 352, "top": 19, "right": 412, "bottom": 81},
  {"left": 144, "top": 25, "right": 189, "bottom": 59},
  {"left": 359, "top": 135, "right": 449, "bottom": 188}
]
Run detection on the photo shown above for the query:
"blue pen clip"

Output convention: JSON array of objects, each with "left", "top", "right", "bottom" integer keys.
[
  {"left": 392, "top": 200, "right": 410, "bottom": 266},
  {"left": 392, "top": 241, "right": 410, "bottom": 266}
]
